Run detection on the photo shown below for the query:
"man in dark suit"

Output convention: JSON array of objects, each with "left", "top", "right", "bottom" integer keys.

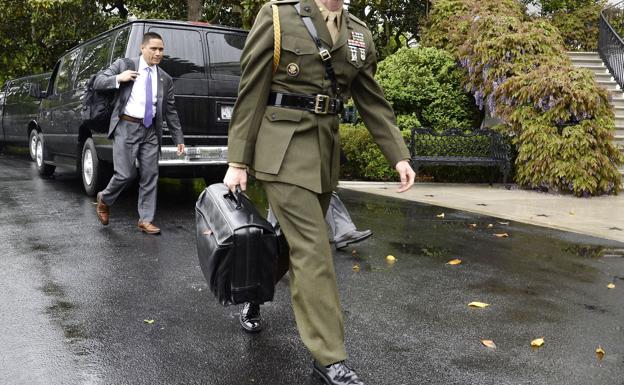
[{"left": 94, "top": 32, "right": 185, "bottom": 234}]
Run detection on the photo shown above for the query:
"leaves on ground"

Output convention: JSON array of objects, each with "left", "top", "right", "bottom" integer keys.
[
  {"left": 531, "top": 338, "right": 545, "bottom": 347},
  {"left": 352, "top": 264, "right": 360, "bottom": 272},
  {"left": 498, "top": 221, "right": 509, "bottom": 225},
  {"left": 386, "top": 255, "right": 397, "bottom": 264},
  {"left": 596, "top": 346, "right": 605, "bottom": 360},
  {"left": 468, "top": 301, "right": 490, "bottom": 308},
  {"left": 436, "top": 213, "right": 445, "bottom": 218},
  {"left": 607, "top": 283, "right": 615, "bottom": 289},
  {"left": 487, "top": 224, "right": 494, "bottom": 228},
  {"left": 481, "top": 340, "right": 496, "bottom": 349},
  {"left": 447, "top": 259, "right": 462, "bottom": 265},
  {"left": 494, "top": 233, "right": 509, "bottom": 238},
  {"left": 144, "top": 319, "right": 155, "bottom": 324},
  {"left": 469, "top": 223, "right": 477, "bottom": 228}
]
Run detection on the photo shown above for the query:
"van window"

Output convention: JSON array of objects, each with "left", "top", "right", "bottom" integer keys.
[
  {"left": 112, "top": 27, "right": 130, "bottom": 62},
  {"left": 148, "top": 27, "right": 205, "bottom": 78},
  {"left": 54, "top": 49, "right": 80, "bottom": 94},
  {"left": 75, "top": 37, "right": 113, "bottom": 88},
  {"left": 206, "top": 33, "right": 245, "bottom": 79}
]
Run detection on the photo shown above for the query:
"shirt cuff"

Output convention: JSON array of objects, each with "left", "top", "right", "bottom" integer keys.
[{"left": 228, "top": 162, "right": 247, "bottom": 169}]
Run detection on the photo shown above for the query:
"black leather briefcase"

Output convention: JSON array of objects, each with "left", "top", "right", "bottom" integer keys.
[{"left": 195, "top": 183, "right": 278, "bottom": 306}]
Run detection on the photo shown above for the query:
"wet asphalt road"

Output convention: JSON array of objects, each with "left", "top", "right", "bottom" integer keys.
[{"left": 1, "top": 151, "right": 623, "bottom": 385}]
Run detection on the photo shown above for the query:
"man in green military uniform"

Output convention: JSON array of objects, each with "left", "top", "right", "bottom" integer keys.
[{"left": 224, "top": 0, "right": 415, "bottom": 383}]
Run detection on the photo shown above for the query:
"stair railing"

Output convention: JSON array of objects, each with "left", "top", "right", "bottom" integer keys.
[{"left": 599, "top": 1, "right": 624, "bottom": 89}]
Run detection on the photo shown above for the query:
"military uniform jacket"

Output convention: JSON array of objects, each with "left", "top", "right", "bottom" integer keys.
[{"left": 227, "top": 0, "right": 410, "bottom": 193}]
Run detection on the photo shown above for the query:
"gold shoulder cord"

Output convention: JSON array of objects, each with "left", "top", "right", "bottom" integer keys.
[{"left": 272, "top": 3, "right": 281, "bottom": 75}]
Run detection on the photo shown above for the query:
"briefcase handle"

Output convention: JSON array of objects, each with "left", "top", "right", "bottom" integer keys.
[{"left": 224, "top": 186, "right": 244, "bottom": 210}]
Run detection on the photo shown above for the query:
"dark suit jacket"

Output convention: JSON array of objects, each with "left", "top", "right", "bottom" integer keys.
[{"left": 93, "top": 57, "right": 184, "bottom": 146}]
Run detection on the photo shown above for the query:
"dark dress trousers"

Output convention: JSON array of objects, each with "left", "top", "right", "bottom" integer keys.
[{"left": 93, "top": 57, "right": 184, "bottom": 223}]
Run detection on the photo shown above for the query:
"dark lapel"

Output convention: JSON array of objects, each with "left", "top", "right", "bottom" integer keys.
[
  {"left": 331, "top": 10, "right": 349, "bottom": 52},
  {"left": 156, "top": 66, "right": 164, "bottom": 118},
  {"left": 298, "top": 0, "right": 333, "bottom": 49}
]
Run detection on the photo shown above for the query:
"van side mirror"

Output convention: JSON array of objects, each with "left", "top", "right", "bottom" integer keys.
[{"left": 29, "top": 83, "right": 46, "bottom": 99}]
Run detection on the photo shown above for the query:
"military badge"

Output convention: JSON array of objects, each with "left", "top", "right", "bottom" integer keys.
[
  {"left": 349, "top": 46, "right": 358, "bottom": 62},
  {"left": 287, "top": 63, "right": 300, "bottom": 77},
  {"left": 359, "top": 48, "right": 366, "bottom": 61}
]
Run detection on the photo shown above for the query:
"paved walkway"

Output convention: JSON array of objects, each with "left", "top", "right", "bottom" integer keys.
[{"left": 339, "top": 181, "right": 624, "bottom": 244}]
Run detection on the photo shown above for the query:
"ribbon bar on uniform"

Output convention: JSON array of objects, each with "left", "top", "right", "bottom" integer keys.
[{"left": 268, "top": 92, "right": 343, "bottom": 115}]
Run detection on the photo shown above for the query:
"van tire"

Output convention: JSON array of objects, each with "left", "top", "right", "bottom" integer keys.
[
  {"left": 81, "top": 138, "right": 107, "bottom": 197},
  {"left": 28, "top": 129, "right": 39, "bottom": 161},
  {"left": 36, "top": 132, "right": 55, "bottom": 177}
]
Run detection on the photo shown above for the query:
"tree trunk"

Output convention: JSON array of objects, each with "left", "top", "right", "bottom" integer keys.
[{"left": 188, "top": 0, "right": 203, "bottom": 21}]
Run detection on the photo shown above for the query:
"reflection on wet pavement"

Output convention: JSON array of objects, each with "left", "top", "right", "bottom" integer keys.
[{"left": 0, "top": 153, "right": 623, "bottom": 385}]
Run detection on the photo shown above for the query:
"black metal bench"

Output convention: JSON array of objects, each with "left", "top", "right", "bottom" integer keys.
[{"left": 409, "top": 127, "right": 511, "bottom": 184}]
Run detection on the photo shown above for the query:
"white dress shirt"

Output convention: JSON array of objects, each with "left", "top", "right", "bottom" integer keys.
[{"left": 120, "top": 56, "right": 158, "bottom": 120}]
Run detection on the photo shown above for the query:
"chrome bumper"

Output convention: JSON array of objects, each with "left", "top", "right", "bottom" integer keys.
[{"left": 159, "top": 146, "right": 228, "bottom": 166}]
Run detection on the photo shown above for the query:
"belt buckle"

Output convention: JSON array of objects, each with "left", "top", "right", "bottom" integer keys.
[
  {"left": 319, "top": 49, "right": 331, "bottom": 61},
  {"left": 314, "top": 94, "right": 329, "bottom": 114}
]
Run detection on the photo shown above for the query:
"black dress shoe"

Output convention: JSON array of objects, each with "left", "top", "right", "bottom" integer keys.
[
  {"left": 334, "top": 229, "right": 373, "bottom": 250},
  {"left": 313, "top": 361, "right": 364, "bottom": 385},
  {"left": 239, "top": 302, "right": 263, "bottom": 333}
]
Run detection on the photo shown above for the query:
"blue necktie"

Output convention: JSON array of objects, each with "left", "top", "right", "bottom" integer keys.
[{"left": 144, "top": 67, "right": 153, "bottom": 128}]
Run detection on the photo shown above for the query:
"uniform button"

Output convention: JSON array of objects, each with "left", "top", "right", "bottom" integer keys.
[{"left": 271, "top": 113, "right": 277, "bottom": 120}]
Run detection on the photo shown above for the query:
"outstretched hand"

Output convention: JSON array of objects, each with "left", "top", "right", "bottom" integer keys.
[
  {"left": 223, "top": 166, "right": 248, "bottom": 192},
  {"left": 395, "top": 159, "right": 415, "bottom": 193}
]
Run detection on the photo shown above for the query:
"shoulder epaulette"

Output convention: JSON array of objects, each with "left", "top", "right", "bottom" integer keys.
[{"left": 348, "top": 13, "right": 368, "bottom": 28}]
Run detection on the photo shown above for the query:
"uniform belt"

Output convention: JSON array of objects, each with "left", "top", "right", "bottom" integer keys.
[
  {"left": 120, "top": 114, "right": 143, "bottom": 124},
  {"left": 268, "top": 92, "right": 343, "bottom": 115}
]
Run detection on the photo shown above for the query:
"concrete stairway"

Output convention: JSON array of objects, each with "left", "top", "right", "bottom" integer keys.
[{"left": 568, "top": 51, "right": 624, "bottom": 177}]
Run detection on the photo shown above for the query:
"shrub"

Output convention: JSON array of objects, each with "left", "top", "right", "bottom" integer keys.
[
  {"left": 547, "top": 2, "right": 605, "bottom": 51},
  {"left": 376, "top": 46, "right": 481, "bottom": 130},
  {"left": 340, "top": 124, "right": 410, "bottom": 180},
  {"left": 421, "top": 0, "right": 623, "bottom": 195},
  {"left": 495, "top": 65, "right": 623, "bottom": 195}
]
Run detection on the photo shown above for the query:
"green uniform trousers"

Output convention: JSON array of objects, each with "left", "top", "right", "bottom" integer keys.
[{"left": 263, "top": 181, "right": 347, "bottom": 366}]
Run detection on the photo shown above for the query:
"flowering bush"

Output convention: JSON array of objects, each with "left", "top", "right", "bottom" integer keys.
[{"left": 421, "top": 0, "right": 623, "bottom": 195}]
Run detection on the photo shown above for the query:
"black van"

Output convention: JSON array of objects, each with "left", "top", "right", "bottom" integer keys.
[
  {"left": 30, "top": 20, "right": 247, "bottom": 196},
  {"left": 0, "top": 72, "right": 51, "bottom": 160}
]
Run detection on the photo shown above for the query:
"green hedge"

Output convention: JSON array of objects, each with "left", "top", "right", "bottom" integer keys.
[{"left": 421, "top": 0, "right": 623, "bottom": 195}]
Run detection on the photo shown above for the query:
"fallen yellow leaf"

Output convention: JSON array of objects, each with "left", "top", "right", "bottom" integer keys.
[
  {"left": 531, "top": 338, "right": 544, "bottom": 347},
  {"left": 596, "top": 346, "right": 605, "bottom": 360},
  {"left": 468, "top": 301, "right": 490, "bottom": 308},
  {"left": 487, "top": 224, "right": 494, "bottom": 228},
  {"left": 468, "top": 223, "right": 477, "bottom": 229},
  {"left": 494, "top": 233, "right": 509, "bottom": 238},
  {"left": 481, "top": 340, "right": 496, "bottom": 349},
  {"left": 352, "top": 264, "right": 360, "bottom": 272},
  {"left": 607, "top": 283, "right": 615, "bottom": 289},
  {"left": 436, "top": 213, "right": 445, "bottom": 218},
  {"left": 447, "top": 259, "right": 462, "bottom": 265},
  {"left": 386, "top": 255, "right": 397, "bottom": 263},
  {"left": 144, "top": 319, "right": 155, "bottom": 324}
]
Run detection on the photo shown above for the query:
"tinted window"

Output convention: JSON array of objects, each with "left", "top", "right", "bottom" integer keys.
[
  {"left": 55, "top": 49, "right": 80, "bottom": 94},
  {"left": 112, "top": 27, "right": 130, "bottom": 62},
  {"left": 75, "top": 37, "right": 113, "bottom": 88},
  {"left": 148, "top": 27, "right": 205, "bottom": 79},
  {"left": 207, "top": 32, "right": 245, "bottom": 78}
]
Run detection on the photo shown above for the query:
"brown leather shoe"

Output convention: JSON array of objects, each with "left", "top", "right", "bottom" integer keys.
[
  {"left": 138, "top": 221, "right": 161, "bottom": 235},
  {"left": 96, "top": 192, "right": 109, "bottom": 225}
]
